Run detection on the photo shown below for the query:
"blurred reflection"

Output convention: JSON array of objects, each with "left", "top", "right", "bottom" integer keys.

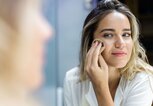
[{"left": 0, "top": 0, "right": 52, "bottom": 105}]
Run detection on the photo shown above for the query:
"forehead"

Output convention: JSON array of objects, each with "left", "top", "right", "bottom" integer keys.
[{"left": 97, "top": 11, "right": 130, "bottom": 30}]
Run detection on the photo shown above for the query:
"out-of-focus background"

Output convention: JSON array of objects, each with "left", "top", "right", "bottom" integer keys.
[{"left": 39, "top": 0, "right": 153, "bottom": 106}]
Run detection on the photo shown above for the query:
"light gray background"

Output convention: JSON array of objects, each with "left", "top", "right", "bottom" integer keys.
[{"left": 40, "top": 0, "right": 95, "bottom": 105}]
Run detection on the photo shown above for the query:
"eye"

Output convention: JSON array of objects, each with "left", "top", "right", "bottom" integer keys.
[
  {"left": 103, "top": 33, "right": 113, "bottom": 38},
  {"left": 122, "top": 33, "right": 131, "bottom": 37}
]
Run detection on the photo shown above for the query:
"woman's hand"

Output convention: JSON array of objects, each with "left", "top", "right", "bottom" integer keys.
[
  {"left": 85, "top": 39, "right": 114, "bottom": 106},
  {"left": 85, "top": 39, "right": 108, "bottom": 86}
]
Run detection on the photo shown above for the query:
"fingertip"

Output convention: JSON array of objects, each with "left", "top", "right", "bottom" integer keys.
[
  {"left": 93, "top": 38, "right": 104, "bottom": 47},
  {"left": 92, "top": 40, "right": 98, "bottom": 47},
  {"left": 100, "top": 43, "right": 105, "bottom": 53},
  {"left": 101, "top": 42, "right": 104, "bottom": 47},
  {"left": 93, "top": 38, "right": 103, "bottom": 43}
]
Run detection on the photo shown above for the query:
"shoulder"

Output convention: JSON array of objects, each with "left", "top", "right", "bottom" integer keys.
[
  {"left": 125, "top": 71, "right": 153, "bottom": 94},
  {"left": 121, "top": 71, "right": 153, "bottom": 91},
  {"left": 64, "top": 67, "right": 81, "bottom": 83},
  {"left": 120, "top": 72, "right": 153, "bottom": 105},
  {"left": 64, "top": 67, "right": 85, "bottom": 96},
  {"left": 132, "top": 71, "right": 153, "bottom": 83}
]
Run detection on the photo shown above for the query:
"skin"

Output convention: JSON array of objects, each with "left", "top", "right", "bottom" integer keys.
[
  {"left": 22, "top": 10, "right": 52, "bottom": 91},
  {"left": 28, "top": 13, "right": 52, "bottom": 90},
  {"left": 85, "top": 11, "right": 133, "bottom": 106}
]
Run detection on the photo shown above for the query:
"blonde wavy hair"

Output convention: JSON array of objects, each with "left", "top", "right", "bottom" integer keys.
[{"left": 79, "top": 0, "right": 153, "bottom": 81}]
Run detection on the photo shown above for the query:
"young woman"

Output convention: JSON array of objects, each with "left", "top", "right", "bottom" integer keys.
[
  {"left": 0, "top": 0, "right": 52, "bottom": 105},
  {"left": 64, "top": 0, "right": 153, "bottom": 106}
]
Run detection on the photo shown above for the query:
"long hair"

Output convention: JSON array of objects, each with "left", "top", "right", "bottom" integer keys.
[{"left": 79, "top": 0, "right": 153, "bottom": 81}]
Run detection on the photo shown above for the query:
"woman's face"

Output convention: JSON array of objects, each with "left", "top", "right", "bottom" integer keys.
[
  {"left": 94, "top": 11, "right": 133, "bottom": 68},
  {"left": 20, "top": 9, "right": 52, "bottom": 90}
]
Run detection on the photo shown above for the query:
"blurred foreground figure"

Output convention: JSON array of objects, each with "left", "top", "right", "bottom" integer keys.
[{"left": 0, "top": 0, "right": 52, "bottom": 105}]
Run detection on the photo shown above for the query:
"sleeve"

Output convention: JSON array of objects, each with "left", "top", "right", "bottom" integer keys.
[
  {"left": 63, "top": 74, "right": 73, "bottom": 106},
  {"left": 123, "top": 75, "right": 153, "bottom": 106}
]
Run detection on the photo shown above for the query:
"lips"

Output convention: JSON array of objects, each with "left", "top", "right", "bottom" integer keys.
[{"left": 112, "top": 51, "right": 127, "bottom": 57}]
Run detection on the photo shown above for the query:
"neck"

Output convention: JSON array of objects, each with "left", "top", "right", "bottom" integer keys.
[
  {"left": 108, "top": 67, "right": 121, "bottom": 88},
  {"left": 107, "top": 67, "right": 121, "bottom": 100}
]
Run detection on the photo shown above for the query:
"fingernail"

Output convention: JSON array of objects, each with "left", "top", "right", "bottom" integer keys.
[
  {"left": 92, "top": 40, "right": 97, "bottom": 46},
  {"left": 93, "top": 39, "right": 103, "bottom": 46},
  {"left": 101, "top": 42, "right": 104, "bottom": 47}
]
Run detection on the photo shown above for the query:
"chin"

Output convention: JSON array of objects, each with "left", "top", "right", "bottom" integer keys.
[
  {"left": 109, "top": 61, "right": 128, "bottom": 68},
  {"left": 115, "top": 64, "right": 126, "bottom": 68},
  {"left": 116, "top": 62, "right": 128, "bottom": 68},
  {"left": 27, "top": 73, "right": 44, "bottom": 91},
  {"left": 30, "top": 78, "right": 43, "bottom": 91}
]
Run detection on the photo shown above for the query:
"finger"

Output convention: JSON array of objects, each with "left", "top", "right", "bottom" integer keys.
[
  {"left": 93, "top": 38, "right": 103, "bottom": 43},
  {"left": 93, "top": 39, "right": 105, "bottom": 54},
  {"left": 91, "top": 41, "right": 102, "bottom": 67},
  {"left": 98, "top": 54, "right": 107, "bottom": 69},
  {"left": 100, "top": 42, "right": 105, "bottom": 54},
  {"left": 85, "top": 41, "right": 98, "bottom": 71}
]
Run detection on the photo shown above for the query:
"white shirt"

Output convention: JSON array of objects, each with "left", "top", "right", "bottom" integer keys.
[{"left": 64, "top": 67, "right": 153, "bottom": 106}]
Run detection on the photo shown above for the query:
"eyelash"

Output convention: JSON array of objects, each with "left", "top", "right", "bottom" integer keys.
[
  {"left": 103, "top": 33, "right": 113, "bottom": 38},
  {"left": 122, "top": 33, "right": 131, "bottom": 37},
  {"left": 102, "top": 33, "right": 131, "bottom": 38}
]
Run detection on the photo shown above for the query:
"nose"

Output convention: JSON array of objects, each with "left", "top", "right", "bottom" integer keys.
[
  {"left": 115, "top": 36, "right": 125, "bottom": 49},
  {"left": 39, "top": 14, "right": 53, "bottom": 42},
  {"left": 42, "top": 19, "right": 53, "bottom": 41}
]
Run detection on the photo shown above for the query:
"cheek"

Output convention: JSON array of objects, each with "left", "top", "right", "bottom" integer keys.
[
  {"left": 21, "top": 74, "right": 43, "bottom": 91},
  {"left": 103, "top": 40, "right": 114, "bottom": 46},
  {"left": 101, "top": 42, "right": 111, "bottom": 60},
  {"left": 102, "top": 40, "right": 113, "bottom": 53},
  {"left": 27, "top": 69, "right": 43, "bottom": 90},
  {"left": 21, "top": 35, "right": 44, "bottom": 90},
  {"left": 23, "top": 56, "right": 43, "bottom": 90},
  {"left": 126, "top": 40, "right": 133, "bottom": 55}
]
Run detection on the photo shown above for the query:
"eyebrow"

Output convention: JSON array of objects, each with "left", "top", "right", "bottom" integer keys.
[
  {"left": 100, "top": 28, "right": 131, "bottom": 33},
  {"left": 123, "top": 28, "right": 131, "bottom": 31},
  {"left": 100, "top": 29, "right": 115, "bottom": 33}
]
